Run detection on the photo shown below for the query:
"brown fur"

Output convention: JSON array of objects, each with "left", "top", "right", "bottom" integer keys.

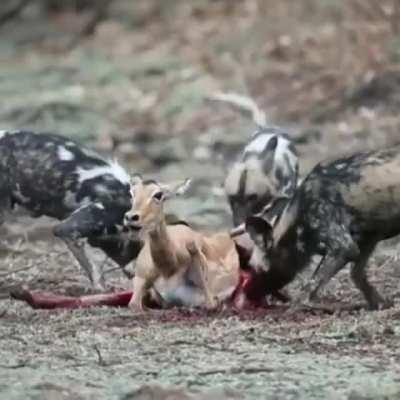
[{"left": 124, "top": 179, "right": 240, "bottom": 311}]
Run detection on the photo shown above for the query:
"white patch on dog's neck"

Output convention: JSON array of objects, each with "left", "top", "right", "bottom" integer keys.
[{"left": 76, "top": 160, "right": 130, "bottom": 184}]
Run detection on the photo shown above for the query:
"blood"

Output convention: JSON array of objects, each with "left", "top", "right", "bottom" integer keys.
[
  {"left": 230, "top": 270, "right": 269, "bottom": 309},
  {"left": 10, "top": 288, "right": 133, "bottom": 309},
  {"left": 10, "top": 268, "right": 270, "bottom": 311}
]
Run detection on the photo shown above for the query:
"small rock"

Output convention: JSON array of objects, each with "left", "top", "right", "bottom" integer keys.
[{"left": 193, "top": 145, "right": 212, "bottom": 161}]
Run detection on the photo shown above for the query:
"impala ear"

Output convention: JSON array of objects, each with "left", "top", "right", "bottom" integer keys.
[
  {"left": 160, "top": 178, "right": 192, "bottom": 199},
  {"left": 130, "top": 174, "right": 143, "bottom": 186}
]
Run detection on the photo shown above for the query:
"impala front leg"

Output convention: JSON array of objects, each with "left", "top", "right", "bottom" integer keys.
[{"left": 129, "top": 270, "right": 159, "bottom": 312}]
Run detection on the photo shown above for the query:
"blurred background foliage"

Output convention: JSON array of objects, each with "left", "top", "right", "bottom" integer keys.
[{"left": 0, "top": 0, "right": 400, "bottom": 178}]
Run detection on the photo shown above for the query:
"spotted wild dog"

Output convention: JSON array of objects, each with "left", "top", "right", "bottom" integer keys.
[
  {"left": 245, "top": 145, "right": 400, "bottom": 310},
  {"left": 0, "top": 130, "right": 142, "bottom": 289},
  {"left": 123, "top": 176, "right": 240, "bottom": 311},
  {"left": 207, "top": 92, "right": 299, "bottom": 230}
]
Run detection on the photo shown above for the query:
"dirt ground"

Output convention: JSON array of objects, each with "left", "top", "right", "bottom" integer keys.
[{"left": 1, "top": 1, "right": 400, "bottom": 399}]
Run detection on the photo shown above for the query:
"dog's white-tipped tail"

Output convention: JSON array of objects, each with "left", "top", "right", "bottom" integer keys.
[{"left": 205, "top": 92, "right": 267, "bottom": 127}]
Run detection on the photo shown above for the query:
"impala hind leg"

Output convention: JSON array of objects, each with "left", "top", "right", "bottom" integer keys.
[{"left": 186, "top": 241, "right": 218, "bottom": 310}]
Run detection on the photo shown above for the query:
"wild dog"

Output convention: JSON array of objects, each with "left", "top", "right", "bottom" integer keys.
[
  {"left": 0, "top": 130, "right": 142, "bottom": 289},
  {"left": 207, "top": 92, "right": 299, "bottom": 231},
  {"left": 245, "top": 145, "right": 400, "bottom": 310},
  {"left": 123, "top": 176, "right": 240, "bottom": 311},
  {"left": 207, "top": 93, "right": 299, "bottom": 281}
]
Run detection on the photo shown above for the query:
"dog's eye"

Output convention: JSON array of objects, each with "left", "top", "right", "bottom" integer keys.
[
  {"left": 153, "top": 191, "right": 164, "bottom": 202},
  {"left": 247, "top": 194, "right": 258, "bottom": 202}
]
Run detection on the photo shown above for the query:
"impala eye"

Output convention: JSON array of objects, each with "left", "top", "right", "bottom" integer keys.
[{"left": 153, "top": 191, "right": 164, "bottom": 202}]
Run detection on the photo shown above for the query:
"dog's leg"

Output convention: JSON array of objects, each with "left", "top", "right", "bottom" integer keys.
[
  {"left": 0, "top": 160, "right": 12, "bottom": 253},
  {"left": 63, "top": 238, "right": 105, "bottom": 291},
  {"left": 54, "top": 204, "right": 110, "bottom": 290}
]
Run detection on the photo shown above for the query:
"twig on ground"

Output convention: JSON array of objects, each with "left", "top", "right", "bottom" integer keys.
[
  {"left": 102, "top": 264, "right": 133, "bottom": 280},
  {"left": 119, "top": 267, "right": 134, "bottom": 280},
  {"left": 0, "top": 361, "right": 28, "bottom": 369},
  {"left": 166, "top": 339, "right": 231, "bottom": 353},
  {"left": 102, "top": 266, "right": 120, "bottom": 276},
  {"left": 198, "top": 366, "right": 273, "bottom": 376},
  {"left": 93, "top": 344, "right": 107, "bottom": 367},
  {"left": 377, "top": 253, "right": 400, "bottom": 270},
  {"left": 0, "top": 264, "right": 36, "bottom": 278}
]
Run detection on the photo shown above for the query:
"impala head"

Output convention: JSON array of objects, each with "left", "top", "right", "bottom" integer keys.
[{"left": 124, "top": 175, "right": 191, "bottom": 234}]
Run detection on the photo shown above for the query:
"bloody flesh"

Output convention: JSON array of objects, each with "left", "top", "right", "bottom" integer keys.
[
  {"left": 10, "top": 288, "right": 133, "bottom": 309},
  {"left": 10, "top": 271, "right": 267, "bottom": 310}
]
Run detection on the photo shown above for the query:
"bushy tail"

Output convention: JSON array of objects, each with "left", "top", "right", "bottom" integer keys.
[{"left": 205, "top": 92, "right": 267, "bottom": 127}]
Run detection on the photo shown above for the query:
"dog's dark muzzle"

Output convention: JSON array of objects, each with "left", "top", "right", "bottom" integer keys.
[{"left": 54, "top": 204, "right": 110, "bottom": 239}]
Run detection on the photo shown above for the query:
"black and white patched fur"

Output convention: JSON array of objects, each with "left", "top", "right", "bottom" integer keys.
[
  {"left": 208, "top": 92, "right": 299, "bottom": 274},
  {"left": 246, "top": 145, "right": 400, "bottom": 310},
  {"left": 209, "top": 93, "right": 299, "bottom": 229},
  {"left": 225, "top": 127, "right": 299, "bottom": 229},
  {"left": 0, "top": 130, "right": 142, "bottom": 288}
]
